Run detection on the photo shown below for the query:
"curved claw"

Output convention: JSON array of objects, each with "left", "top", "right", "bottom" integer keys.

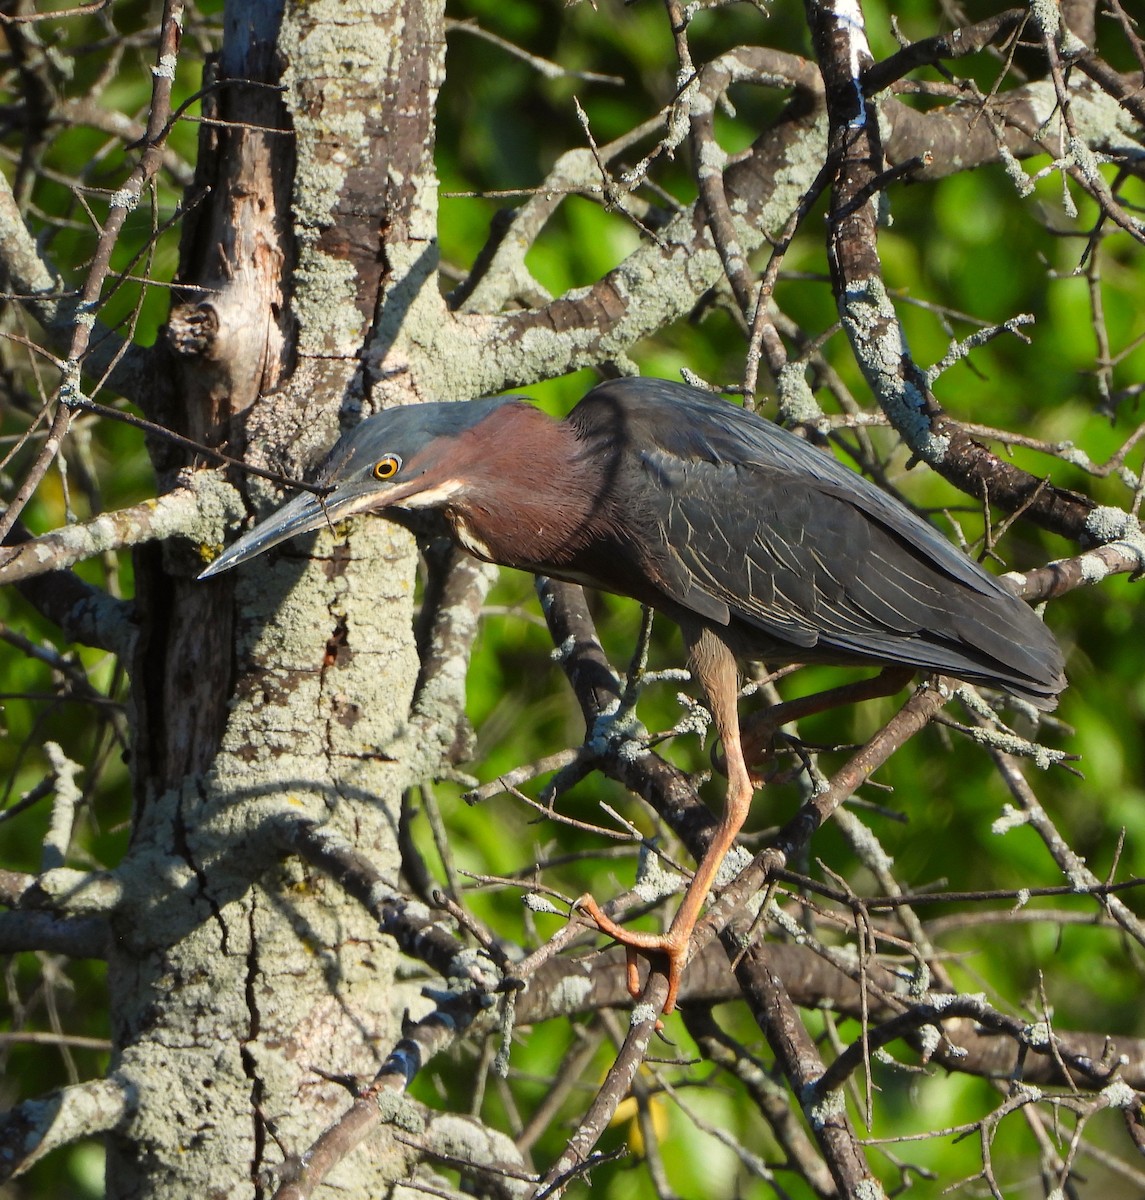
[{"left": 573, "top": 893, "right": 689, "bottom": 1013}]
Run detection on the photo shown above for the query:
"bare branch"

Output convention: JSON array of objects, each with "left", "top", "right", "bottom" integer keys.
[
  {"left": 0, "top": 472, "right": 244, "bottom": 586},
  {"left": 0, "top": 1076, "right": 134, "bottom": 1182}
]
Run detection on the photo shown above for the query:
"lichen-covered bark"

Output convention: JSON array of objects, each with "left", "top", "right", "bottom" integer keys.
[
  {"left": 111, "top": 1, "right": 447, "bottom": 1195},
  {"left": 110, "top": 521, "right": 424, "bottom": 1198}
]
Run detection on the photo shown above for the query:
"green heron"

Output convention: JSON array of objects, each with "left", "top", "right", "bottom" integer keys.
[{"left": 201, "top": 377, "right": 1064, "bottom": 1011}]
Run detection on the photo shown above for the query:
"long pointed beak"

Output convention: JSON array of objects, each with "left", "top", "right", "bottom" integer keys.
[{"left": 198, "top": 480, "right": 383, "bottom": 579}]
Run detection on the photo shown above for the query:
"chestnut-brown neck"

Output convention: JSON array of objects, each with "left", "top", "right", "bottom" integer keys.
[{"left": 443, "top": 404, "right": 611, "bottom": 570}]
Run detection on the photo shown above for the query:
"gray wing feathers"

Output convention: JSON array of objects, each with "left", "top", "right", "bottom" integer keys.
[
  {"left": 572, "top": 378, "right": 1064, "bottom": 703},
  {"left": 638, "top": 448, "right": 1058, "bottom": 693}
]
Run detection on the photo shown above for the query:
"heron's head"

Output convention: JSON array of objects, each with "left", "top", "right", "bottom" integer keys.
[{"left": 199, "top": 396, "right": 525, "bottom": 578}]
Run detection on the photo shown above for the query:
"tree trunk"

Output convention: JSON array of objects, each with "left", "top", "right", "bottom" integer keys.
[{"left": 112, "top": 1, "right": 445, "bottom": 1193}]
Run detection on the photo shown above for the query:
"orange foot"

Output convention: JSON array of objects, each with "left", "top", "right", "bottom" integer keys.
[{"left": 573, "top": 893, "right": 690, "bottom": 1013}]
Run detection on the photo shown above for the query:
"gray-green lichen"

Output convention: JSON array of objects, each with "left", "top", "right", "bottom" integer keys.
[
  {"left": 801, "top": 1080, "right": 845, "bottom": 1129},
  {"left": 373, "top": 1089, "right": 426, "bottom": 1133},
  {"left": 33, "top": 867, "right": 124, "bottom": 914},
  {"left": 632, "top": 847, "right": 685, "bottom": 904},
  {"left": 841, "top": 276, "right": 951, "bottom": 463}
]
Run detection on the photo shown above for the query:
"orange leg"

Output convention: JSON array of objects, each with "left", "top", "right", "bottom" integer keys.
[
  {"left": 576, "top": 628, "right": 754, "bottom": 1014},
  {"left": 575, "top": 649, "right": 915, "bottom": 1013}
]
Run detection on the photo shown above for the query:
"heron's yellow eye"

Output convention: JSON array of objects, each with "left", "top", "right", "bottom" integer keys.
[{"left": 373, "top": 455, "right": 401, "bottom": 481}]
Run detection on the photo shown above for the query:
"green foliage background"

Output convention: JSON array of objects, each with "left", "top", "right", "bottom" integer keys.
[{"left": 2, "top": 1, "right": 1143, "bottom": 1196}]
